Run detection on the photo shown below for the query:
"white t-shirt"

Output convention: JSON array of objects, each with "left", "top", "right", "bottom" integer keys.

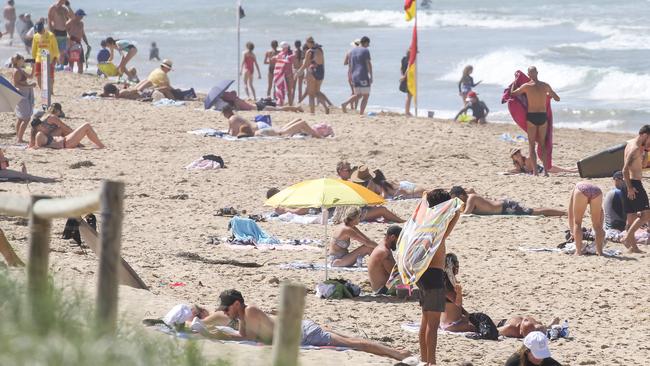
[{"left": 162, "top": 304, "right": 193, "bottom": 327}]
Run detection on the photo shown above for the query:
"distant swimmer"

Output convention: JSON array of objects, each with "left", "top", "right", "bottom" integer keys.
[{"left": 511, "top": 66, "right": 560, "bottom": 176}]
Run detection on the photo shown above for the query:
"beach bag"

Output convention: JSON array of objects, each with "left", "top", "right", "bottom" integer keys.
[
  {"left": 468, "top": 312, "right": 499, "bottom": 340},
  {"left": 399, "top": 78, "right": 408, "bottom": 93},
  {"left": 68, "top": 43, "right": 82, "bottom": 63},
  {"left": 254, "top": 115, "right": 272, "bottom": 126}
]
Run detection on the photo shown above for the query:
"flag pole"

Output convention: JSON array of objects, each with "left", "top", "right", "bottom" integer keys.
[
  {"left": 236, "top": 0, "right": 241, "bottom": 96},
  {"left": 414, "top": 4, "right": 418, "bottom": 118}
]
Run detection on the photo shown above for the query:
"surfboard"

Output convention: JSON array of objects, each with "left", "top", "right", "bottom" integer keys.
[
  {"left": 502, "top": 70, "right": 554, "bottom": 169},
  {"left": 577, "top": 143, "right": 625, "bottom": 178}
]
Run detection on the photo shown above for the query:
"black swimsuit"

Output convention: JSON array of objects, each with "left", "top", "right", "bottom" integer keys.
[{"left": 527, "top": 112, "right": 547, "bottom": 126}]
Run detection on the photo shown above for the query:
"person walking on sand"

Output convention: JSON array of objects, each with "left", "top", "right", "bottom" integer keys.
[
  {"left": 3, "top": 0, "right": 16, "bottom": 44},
  {"left": 341, "top": 36, "right": 372, "bottom": 115},
  {"left": 31, "top": 21, "right": 59, "bottom": 92},
  {"left": 65, "top": 9, "right": 89, "bottom": 74},
  {"left": 241, "top": 41, "right": 261, "bottom": 100},
  {"left": 511, "top": 66, "right": 560, "bottom": 177},
  {"left": 11, "top": 54, "right": 35, "bottom": 143},
  {"left": 47, "top": 0, "right": 73, "bottom": 67},
  {"left": 295, "top": 36, "right": 331, "bottom": 114},
  {"left": 400, "top": 50, "right": 412, "bottom": 116},
  {"left": 621, "top": 125, "right": 650, "bottom": 253},
  {"left": 343, "top": 39, "right": 359, "bottom": 111},
  {"left": 264, "top": 40, "right": 279, "bottom": 97},
  {"left": 292, "top": 40, "right": 305, "bottom": 103},
  {"left": 458, "top": 65, "right": 481, "bottom": 105}
]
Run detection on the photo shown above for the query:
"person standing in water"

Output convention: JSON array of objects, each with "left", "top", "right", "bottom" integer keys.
[
  {"left": 458, "top": 65, "right": 481, "bottom": 105},
  {"left": 241, "top": 41, "right": 261, "bottom": 100},
  {"left": 511, "top": 66, "right": 560, "bottom": 177}
]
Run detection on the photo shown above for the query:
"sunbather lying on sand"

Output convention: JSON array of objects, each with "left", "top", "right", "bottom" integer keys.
[
  {"left": 368, "top": 169, "right": 426, "bottom": 199},
  {"left": 29, "top": 117, "right": 105, "bottom": 149},
  {"left": 508, "top": 148, "right": 577, "bottom": 175},
  {"left": 100, "top": 83, "right": 152, "bottom": 101},
  {"left": 220, "top": 92, "right": 304, "bottom": 112},
  {"left": 329, "top": 207, "right": 378, "bottom": 267},
  {"left": 450, "top": 186, "right": 565, "bottom": 216},
  {"left": 222, "top": 106, "right": 320, "bottom": 138},
  {"left": 191, "top": 289, "right": 411, "bottom": 361},
  {"left": 441, "top": 253, "right": 559, "bottom": 338},
  {"left": 0, "top": 149, "right": 56, "bottom": 183},
  {"left": 143, "top": 303, "right": 230, "bottom": 330}
]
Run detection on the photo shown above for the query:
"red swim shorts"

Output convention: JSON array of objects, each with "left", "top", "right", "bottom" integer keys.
[{"left": 34, "top": 62, "right": 55, "bottom": 78}]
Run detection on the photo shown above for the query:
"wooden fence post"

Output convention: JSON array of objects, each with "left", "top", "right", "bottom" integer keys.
[
  {"left": 27, "top": 195, "right": 50, "bottom": 324},
  {"left": 95, "top": 180, "right": 125, "bottom": 335},
  {"left": 271, "top": 282, "right": 306, "bottom": 366}
]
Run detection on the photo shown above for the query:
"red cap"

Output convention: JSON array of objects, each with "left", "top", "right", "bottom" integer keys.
[{"left": 467, "top": 91, "right": 477, "bottom": 98}]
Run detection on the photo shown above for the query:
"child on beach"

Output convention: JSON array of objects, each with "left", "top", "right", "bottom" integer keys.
[
  {"left": 240, "top": 41, "right": 261, "bottom": 100},
  {"left": 458, "top": 65, "right": 481, "bottom": 105},
  {"left": 105, "top": 37, "right": 138, "bottom": 81},
  {"left": 11, "top": 53, "right": 35, "bottom": 143}
]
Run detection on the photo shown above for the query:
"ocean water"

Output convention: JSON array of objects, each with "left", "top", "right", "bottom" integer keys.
[{"left": 5, "top": 0, "right": 650, "bottom": 132}]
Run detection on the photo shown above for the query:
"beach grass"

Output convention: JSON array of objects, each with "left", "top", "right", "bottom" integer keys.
[{"left": 0, "top": 269, "right": 230, "bottom": 366}]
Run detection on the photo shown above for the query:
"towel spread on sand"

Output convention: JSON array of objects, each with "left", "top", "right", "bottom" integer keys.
[
  {"left": 265, "top": 212, "right": 326, "bottom": 225},
  {"left": 395, "top": 197, "right": 463, "bottom": 286},
  {"left": 518, "top": 243, "right": 621, "bottom": 256},
  {"left": 280, "top": 262, "right": 368, "bottom": 272},
  {"left": 461, "top": 213, "right": 543, "bottom": 218},
  {"left": 229, "top": 216, "right": 279, "bottom": 244},
  {"left": 185, "top": 158, "right": 222, "bottom": 170},
  {"left": 187, "top": 128, "right": 309, "bottom": 141},
  {"left": 153, "top": 98, "right": 185, "bottom": 107}
]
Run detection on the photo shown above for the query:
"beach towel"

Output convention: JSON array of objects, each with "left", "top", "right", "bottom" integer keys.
[
  {"left": 153, "top": 98, "right": 185, "bottom": 107},
  {"left": 265, "top": 212, "right": 326, "bottom": 225},
  {"left": 229, "top": 216, "right": 279, "bottom": 245},
  {"left": 502, "top": 70, "right": 553, "bottom": 169},
  {"left": 187, "top": 129, "right": 309, "bottom": 141},
  {"left": 395, "top": 197, "right": 463, "bottom": 286},
  {"left": 185, "top": 157, "right": 223, "bottom": 170},
  {"left": 518, "top": 243, "right": 621, "bottom": 256},
  {"left": 273, "top": 50, "right": 293, "bottom": 105},
  {"left": 280, "top": 262, "right": 368, "bottom": 272}
]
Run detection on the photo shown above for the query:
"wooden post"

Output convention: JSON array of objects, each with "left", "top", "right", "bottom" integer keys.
[
  {"left": 27, "top": 195, "right": 51, "bottom": 327},
  {"left": 271, "top": 282, "right": 306, "bottom": 366},
  {"left": 95, "top": 180, "right": 125, "bottom": 335}
]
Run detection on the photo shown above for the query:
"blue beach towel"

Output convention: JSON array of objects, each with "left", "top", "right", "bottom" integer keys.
[{"left": 229, "top": 216, "right": 279, "bottom": 244}]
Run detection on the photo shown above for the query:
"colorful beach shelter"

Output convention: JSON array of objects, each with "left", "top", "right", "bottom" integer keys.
[
  {"left": 395, "top": 197, "right": 463, "bottom": 286},
  {"left": 264, "top": 178, "right": 385, "bottom": 279},
  {"left": 0, "top": 75, "right": 23, "bottom": 113}
]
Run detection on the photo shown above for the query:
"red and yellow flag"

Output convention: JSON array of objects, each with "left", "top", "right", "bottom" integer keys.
[
  {"left": 407, "top": 25, "right": 417, "bottom": 97},
  {"left": 404, "top": 0, "right": 416, "bottom": 21}
]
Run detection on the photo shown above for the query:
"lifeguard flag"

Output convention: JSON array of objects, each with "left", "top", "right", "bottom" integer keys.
[
  {"left": 407, "top": 25, "right": 417, "bottom": 97},
  {"left": 404, "top": 0, "right": 416, "bottom": 21}
]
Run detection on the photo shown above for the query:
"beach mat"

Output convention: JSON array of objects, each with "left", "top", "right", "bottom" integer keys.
[
  {"left": 78, "top": 220, "right": 148, "bottom": 289},
  {"left": 187, "top": 128, "right": 308, "bottom": 141},
  {"left": 517, "top": 244, "right": 621, "bottom": 256},
  {"left": 577, "top": 143, "right": 625, "bottom": 178}
]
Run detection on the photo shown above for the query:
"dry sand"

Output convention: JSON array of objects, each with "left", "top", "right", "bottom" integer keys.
[{"left": 0, "top": 71, "right": 648, "bottom": 365}]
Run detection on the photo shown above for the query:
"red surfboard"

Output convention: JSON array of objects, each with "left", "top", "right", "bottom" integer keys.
[{"left": 501, "top": 70, "right": 553, "bottom": 169}]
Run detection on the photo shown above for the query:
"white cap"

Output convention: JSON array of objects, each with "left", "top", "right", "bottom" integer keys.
[
  {"left": 523, "top": 331, "right": 552, "bottom": 359},
  {"left": 279, "top": 41, "right": 289, "bottom": 49}
]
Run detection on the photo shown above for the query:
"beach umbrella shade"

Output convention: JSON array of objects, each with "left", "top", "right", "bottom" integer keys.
[
  {"left": 204, "top": 79, "right": 234, "bottom": 109},
  {"left": 264, "top": 178, "right": 386, "bottom": 279},
  {"left": 0, "top": 75, "right": 23, "bottom": 113}
]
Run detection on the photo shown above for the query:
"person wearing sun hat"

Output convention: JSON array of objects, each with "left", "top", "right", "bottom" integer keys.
[
  {"left": 136, "top": 58, "right": 174, "bottom": 97},
  {"left": 454, "top": 90, "right": 489, "bottom": 124},
  {"left": 350, "top": 164, "right": 374, "bottom": 186},
  {"left": 504, "top": 331, "right": 562, "bottom": 366}
]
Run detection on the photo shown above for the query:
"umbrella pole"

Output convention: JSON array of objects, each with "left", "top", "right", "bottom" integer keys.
[{"left": 322, "top": 207, "right": 328, "bottom": 281}]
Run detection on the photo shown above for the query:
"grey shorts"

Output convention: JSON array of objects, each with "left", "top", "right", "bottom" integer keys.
[
  {"left": 301, "top": 320, "right": 332, "bottom": 346},
  {"left": 501, "top": 199, "right": 533, "bottom": 215},
  {"left": 418, "top": 287, "right": 446, "bottom": 312}
]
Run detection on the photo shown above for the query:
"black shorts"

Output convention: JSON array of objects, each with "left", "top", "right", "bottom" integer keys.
[
  {"left": 416, "top": 268, "right": 445, "bottom": 312},
  {"left": 622, "top": 179, "right": 650, "bottom": 214},
  {"left": 527, "top": 112, "right": 547, "bottom": 126}
]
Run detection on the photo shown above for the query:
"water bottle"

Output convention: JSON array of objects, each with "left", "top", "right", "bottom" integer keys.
[{"left": 560, "top": 320, "right": 569, "bottom": 338}]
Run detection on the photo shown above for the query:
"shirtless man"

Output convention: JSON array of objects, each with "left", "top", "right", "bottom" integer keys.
[
  {"left": 511, "top": 66, "right": 560, "bottom": 176},
  {"left": 3, "top": 0, "right": 16, "bottom": 43},
  {"left": 48, "top": 0, "right": 73, "bottom": 66},
  {"left": 221, "top": 105, "right": 255, "bottom": 137},
  {"left": 621, "top": 125, "right": 650, "bottom": 253},
  {"left": 449, "top": 186, "right": 565, "bottom": 217},
  {"left": 497, "top": 316, "right": 559, "bottom": 338},
  {"left": 192, "top": 289, "right": 411, "bottom": 361},
  {"left": 418, "top": 189, "right": 461, "bottom": 366},
  {"left": 368, "top": 225, "right": 401, "bottom": 293},
  {"left": 263, "top": 40, "right": 279, "bottom": 97},
  {"left": 65, "top": 9, "right": 89, "bottom": 73},
  {"left": 336, "top": 160, "right": 353, "bottom": 180}
]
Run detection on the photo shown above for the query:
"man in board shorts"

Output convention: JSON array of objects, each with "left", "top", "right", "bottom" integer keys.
[{"left": 621, "top": 124, "right": 650, "bottom": 253}]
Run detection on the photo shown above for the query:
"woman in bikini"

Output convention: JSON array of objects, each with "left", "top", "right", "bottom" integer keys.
[
  {"left": 11, "top": 53, "right": 35, "bottom": 143},
  {"left": 29, "top": 110, "right": 105, "bottom": 150},
  {"left": 328, "top": 207, "right": 378, "bottom": 267},
  {"left": 105, "top": 37, "right": 138, "bottom": 81},
  {"left": 295, "top": 36, "right": 332, "bottom": 114},
  {"left": 509, "top": 148, "right": 577, "bottom": 175},
  {"left": 241, "top": 41, "right": 261, "bottom": 100},
  {"left": 367, "top": 169, "right": 426, "bottom": 200},
  {"left": 568, "top": 182, "right": 605, "bottom": 256}
]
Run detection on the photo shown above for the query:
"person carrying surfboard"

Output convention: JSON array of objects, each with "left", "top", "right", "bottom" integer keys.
[{"left": 510, "top": 66, "right": 560, "bottom": 177}]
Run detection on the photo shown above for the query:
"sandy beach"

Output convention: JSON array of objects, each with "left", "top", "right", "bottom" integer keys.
[{"left": 0, "top": 70, "right": 648, "bottom": 365}]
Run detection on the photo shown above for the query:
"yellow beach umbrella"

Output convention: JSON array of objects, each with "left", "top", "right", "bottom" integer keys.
[{"left": 264, "top": 178, "right": 385, "bottom": 279}]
